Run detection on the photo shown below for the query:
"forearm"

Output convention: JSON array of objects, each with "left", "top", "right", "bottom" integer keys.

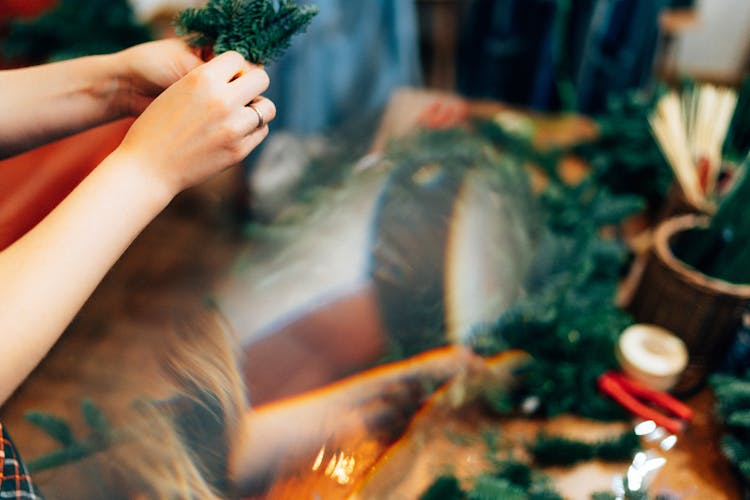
[
  {"left": 0, "top": 48, "right": 272, "bottom": 405},
  {"left": 0, "top": 54, "right": 124, "bottom": 158},
  {"left": 0, "top": 151, "right": 171, "bottom": 404}
]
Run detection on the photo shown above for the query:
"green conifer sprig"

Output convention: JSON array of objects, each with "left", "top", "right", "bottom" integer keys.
[
  {"left": 469, "top": 474, "right": 527, "bottom": 500},
  {"left": 25, "top": 399, "right": 116, "bottom": 473},
  {"left": 711, "top": 371, "right": 750, "bottom": 483},
  {"left": 529, "top": 431, "right": 640, "bottom": 467},
  {"left": 530, "top": 433, "right": 597, "bottom": 466},
  {"left": 175, "top": 0, "right": 318, "bottom": 65},
  {"left": 420, "top": 476, "right": 465, "bottom": 500}
]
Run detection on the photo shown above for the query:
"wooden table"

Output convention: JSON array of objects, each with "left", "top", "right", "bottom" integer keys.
[{"left": 0, "top": 89, "right": 741, "bottom": 499}]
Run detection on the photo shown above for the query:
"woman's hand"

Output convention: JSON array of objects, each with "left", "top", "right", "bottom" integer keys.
[
  {"left": 114, "top": 38, "right": 204, "bottom": 117},
  {"left": 114, "top": 50, "right": 276, "bottom": 198},
  {"left": 0, "top": 45, "right": 275, "bottom": 406},
  {"left": 0, "top": 38, "right": 203, "bottom": 157}
]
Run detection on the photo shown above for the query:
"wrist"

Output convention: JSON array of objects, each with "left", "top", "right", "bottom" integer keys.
[
  {"left": 105, "top": 147, "right": 178, "bottom": 210},
  {"left": 100, "top": 50, "right": 141, "bottom": 119},
  {"left": 81, "top": 52, "right": 132, "bottom": 121}
]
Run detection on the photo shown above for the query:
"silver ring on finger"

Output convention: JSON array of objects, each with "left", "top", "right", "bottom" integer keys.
[{"left": 247, "top": 102, "right": 265, "bottom": 130}]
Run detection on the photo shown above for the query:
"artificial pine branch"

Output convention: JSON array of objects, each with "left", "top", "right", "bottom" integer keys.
[
  {"left": 420, "top": 466, "right": 565, "bottom": 500},
  {"left": 724, "top": 77, "right": 750, "bottom": 161},
  {"left": 591, "top": 493, "right": 618, "bottom": 500},
  {"left": 25, "top": 399, "right": 116, "bottom": 473},
  {"left": 530, "top": 433, "right": 595, "bottom": 465},
  {"left": 711, "top": 371, "right": 750, "bottom": 483},
  {"left": 470, "top": 127, "right": 641, "bottom": 419},
  {"left": 727, "top": 410, "right": 750, "bottom": 428},
  {"left": 713, "top": 374, "right": 750, "bottom": 417},
  {"left": 175, "top": 0, "right": 319, "bottom": 65},
  {"left": 23, "top": 412, "right": 76, "bottom": 447},
  {"left": 573, "top": 91, "right": 673, "bottom": 210},
  {"left": 420, "top": 476, "right": 466, "bottom": 500},
  {"left": 530, "top": 431, "right": 640, "bottom": 467},
  {"left": 82, "top": 398, "right": 111, "bottom": 435},
  {"left": 469, "top": 474, "right": 526, "bottom": 500},
  {"left": 419, "top": 435, "right": 564, "bottom": 500}
]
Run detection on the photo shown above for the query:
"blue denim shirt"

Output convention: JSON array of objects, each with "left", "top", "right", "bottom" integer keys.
[{"left": 264, "top": 0, "right": 421, "bottom": 134}]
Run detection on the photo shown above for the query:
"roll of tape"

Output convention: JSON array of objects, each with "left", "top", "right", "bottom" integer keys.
[{"left": 616, "top": 324, "right": 688, "bottom": 392}]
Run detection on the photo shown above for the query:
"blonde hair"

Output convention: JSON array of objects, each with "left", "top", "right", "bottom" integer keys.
[{"left": 103, "top": 305, "right": 249, "bottom": 499}]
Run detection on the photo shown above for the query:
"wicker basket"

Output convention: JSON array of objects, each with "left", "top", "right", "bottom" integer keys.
[
  {"left": 656, "top": 183, "right": 714, "bottom": 222},
  {"left": 627, "top": 215, "right": 750, "bottom": 395}
]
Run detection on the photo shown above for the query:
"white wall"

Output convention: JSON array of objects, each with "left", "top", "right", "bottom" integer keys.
[
  {"left": 128, "top": 0, "right": 203, "bottom": 22},
  {"left": 675, "top": 0, "right": 750, "bottom": 82}
]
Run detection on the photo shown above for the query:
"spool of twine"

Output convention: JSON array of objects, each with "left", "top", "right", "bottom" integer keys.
[
  {"left": 616, "top": 324, "right": 688, "bottom": 392},
  {"left": 627, "top": 215, "right": 750, "bottom": 394}
]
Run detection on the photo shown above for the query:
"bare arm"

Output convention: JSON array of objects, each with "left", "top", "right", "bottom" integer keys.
[
  {"left": 0, "top": 39, "right": 202, "bottom": 158},
  {"left": 0, "top": 49, "right": 276, "bottom": 405}
]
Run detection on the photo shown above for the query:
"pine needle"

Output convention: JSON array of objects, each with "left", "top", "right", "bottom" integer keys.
[{"left": 175, "top": 0, "right": 318, "bottom": 65}]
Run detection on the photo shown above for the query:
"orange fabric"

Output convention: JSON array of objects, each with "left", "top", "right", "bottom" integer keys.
[{"left": 0, "top": 118, "right": 133, "bottom": 251}]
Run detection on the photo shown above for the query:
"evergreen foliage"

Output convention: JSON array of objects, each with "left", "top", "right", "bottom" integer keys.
[
  {"left": 420, "top": 475, "right": 466, "bottom": 500},
  {"left": 591, "top": 493, "right": 618, "bottom": 500},
  {"left": 473, "top": 120, "right": 642, "bottom": 419},
  {"left": 175, "top": 0, "right": 318, "bottom": 65},
  {"left": 382, "top": 120, "right": 641, "bottom": 419},
  {"left": 724, "top": 77, "right": 750, "bottom": 161},
  {"left": 494, "top": 460, "right": 534, "bottom": 489},
  {"left": 421, "top": 428, "right": 565, "bottom": 500},
  {"left": 711, "top": 371, "right": 750, "bottom": 483},
  {"left": 573, "top": 91, "right": 673, "bottom": 210},
  {"left": 23, "top": 412, "right": 76, "bottom": 447},
  {"left": 420, "top": 460, "right": 564, "bottom": 500},
  {"left": 530, "top": 431, "right": 640, "bottom": 467},
  {"left": 469, "top": 474, "right": 527, "bottom": 500},
  {"left": 2, "top": 0, "right": 152, "bottom": 62},
  {"left": 727, "top": 410, "right": 750, "bottom": 428},
  {"left": 530, "top": 433, "right": 595, "bottom": 466},
  {"left": 488, "top": 182, "right": 637, "bottom": 420},
  {"left": 25, "top": 399, "right": 116, "bottom": 473},
  {"left": 419, "top": 430, "right": 638, "bottom": 499}
]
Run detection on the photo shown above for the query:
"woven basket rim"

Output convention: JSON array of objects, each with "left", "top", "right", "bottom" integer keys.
[{"left": 654, "top": 214, "right": 750, "bottom": 297}]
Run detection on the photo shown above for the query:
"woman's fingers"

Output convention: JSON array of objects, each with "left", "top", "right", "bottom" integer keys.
[
  {"left": 244, "top": 97, "right": 276, "bottom": 132},
  {"left": 235, "top": 123, "right": 270, "bottom": 161},
  {"left": 225, "top": 98, "right": 276, "bottom": 138},
  {"left": 229, "top": 67, "right": 271, "bottom": 106},
  {"left": 119, "top": 49, "right": 277, "bottom": 194},
  {"left": 192, "top": 50, "right": 269, "bottom": 107},
  {"left": 223, "top": 97, "right": 276, "bottom": 150},
  {"left": 203, "top": 50, "right": 251, "bottom": 82}
]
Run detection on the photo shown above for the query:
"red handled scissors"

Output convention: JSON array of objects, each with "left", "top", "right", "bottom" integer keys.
[{"left": 598, "top": 371, "right": 694, "bottom": 434}]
